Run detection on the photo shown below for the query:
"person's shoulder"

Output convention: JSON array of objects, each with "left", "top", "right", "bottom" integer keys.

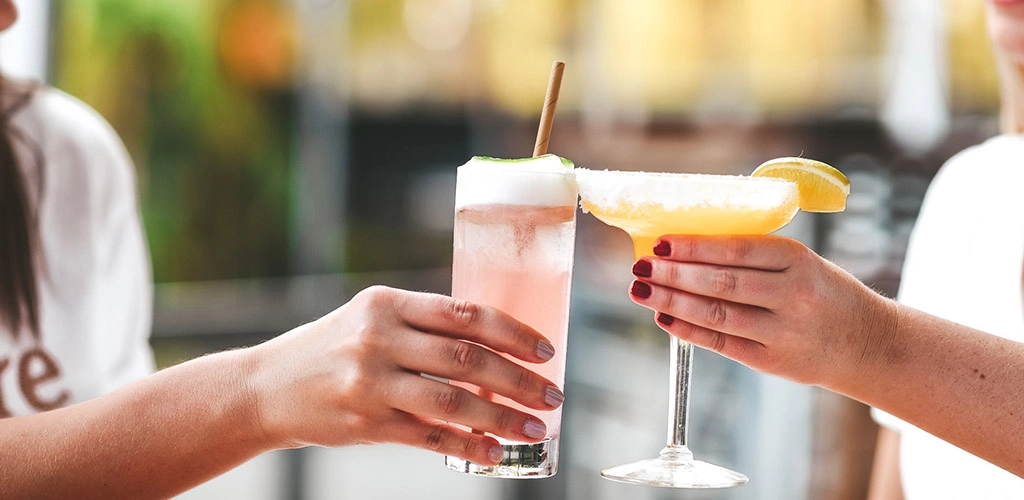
[
  {"left": 15, "top": 87, "right": 136, "bottom": 187},
  {"left": 939, "top": 134, "right": 1024, "bottom": 176},
  {"left": 12, "top": 87, "right": 140, "bottom": 218},
  {"left": 924, "top": 134, "right": 1023, "bottom": 198},
  {"left": 16, "top": 87, "right": 123, "bottom": 152}
]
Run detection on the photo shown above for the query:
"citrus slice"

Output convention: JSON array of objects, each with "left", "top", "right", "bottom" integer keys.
[
  {"left": 470, "top": 153, "right": 574, "bottom": 171},
  {"left": 750, "top": 157, "right": 850, "bottom": 213}
]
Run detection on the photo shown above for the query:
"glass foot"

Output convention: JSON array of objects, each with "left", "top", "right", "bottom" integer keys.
[{"left": 600, "top": 446, "right": 748, "bottom": 489}]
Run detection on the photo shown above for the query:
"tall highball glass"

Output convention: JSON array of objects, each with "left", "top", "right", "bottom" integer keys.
[{"left": 444, "top": 155, "right": 578, "bottom": 478}]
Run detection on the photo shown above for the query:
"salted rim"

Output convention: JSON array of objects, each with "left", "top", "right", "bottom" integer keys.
[{"left": 574, "top": 168, "right": 798, "bottom": 211}]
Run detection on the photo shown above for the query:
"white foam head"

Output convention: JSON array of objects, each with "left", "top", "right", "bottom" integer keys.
[{"left": 455, "top": 155, "right": 578, "bottom": 208}]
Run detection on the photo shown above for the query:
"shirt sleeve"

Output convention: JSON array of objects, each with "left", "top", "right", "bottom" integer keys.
[
  {"left": 81, "top": 96, "right": 157, "bottom": 391},
  {"left": 33, "top": 89, "right": 156, "bottom": 394}
]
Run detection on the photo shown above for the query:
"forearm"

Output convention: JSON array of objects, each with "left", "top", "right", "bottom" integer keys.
[
  {"left": 0, "top": 348, "right": 274, "bottom": 499},
  {"left": 631, "top": 235, "right": 1024, "bottom": 476},
  {"left": 835, "top": 302, "right": 1024, "bottom": 477}
]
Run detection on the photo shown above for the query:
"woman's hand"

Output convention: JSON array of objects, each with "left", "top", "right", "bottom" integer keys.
[
  {"left": 247, "top": 286, "right": 563, "bottom": 466},
  {"left": 627, "top": 235, "right": 898, "bottom": 389}
]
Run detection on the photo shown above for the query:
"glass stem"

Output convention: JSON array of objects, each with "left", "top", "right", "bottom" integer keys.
[{"left": 667, "top": 336, "right": 692, "bottom": 449}]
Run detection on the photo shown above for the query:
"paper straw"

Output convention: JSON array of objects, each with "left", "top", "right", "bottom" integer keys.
[{"left": 533, "top": 61, "right": 565, "bottom": 157}]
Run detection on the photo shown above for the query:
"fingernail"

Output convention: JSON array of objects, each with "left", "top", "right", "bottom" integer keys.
[
  {"left": 489, "top": 445, "right": 505, "bottom": 463},
  {"left": 536, "top": 340, "right": 555, "bottom": 361},
  {"left": 544, "top": 386, "right": 564, "bottom": 407},
  {"left": 657, "top": 313, "right": 675, "bottom": 326},
  {"left": 523, "top": 419, "right": 546, "bottom": 439},
  {"left": 653, "top": 240, "right": 671, "bottom": 257},
  {"left": 632, "top": 259, "right": 652, "bottom": 278},
  {"left": 630, "top": 281, "right": 652, "bottom": 299}
]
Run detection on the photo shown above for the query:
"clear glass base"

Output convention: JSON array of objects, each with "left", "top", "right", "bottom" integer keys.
[
  {"left": 600, "top": 445, "right": 748, "bottom": 489},
  {"left": 445, "top": 438, "right": 558, "bottom": 478}
]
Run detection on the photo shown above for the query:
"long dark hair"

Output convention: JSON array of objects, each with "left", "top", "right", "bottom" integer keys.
[{"left": 0, "top": 75, "right": 41, "bottom": 338}]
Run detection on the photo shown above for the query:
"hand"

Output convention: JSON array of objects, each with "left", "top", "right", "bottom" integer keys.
[
  {"left": 246, "top": 286, "right": 563, "bottom": 466},
  {"left": 627, "top": 235, "right": 897, "bottom": 389}
]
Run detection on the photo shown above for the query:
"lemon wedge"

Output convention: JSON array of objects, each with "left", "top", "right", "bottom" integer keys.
[{"left": 751, "top": 157, "right": 850, "bottom": 213}]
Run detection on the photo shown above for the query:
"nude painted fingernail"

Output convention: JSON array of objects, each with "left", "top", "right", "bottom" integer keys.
[
  {"left": 489, "top": 445, "right": 505, "bottom": 463},
  {"left": 544, "top": 386, "right": 564, "bottom": 407},
  {"left": 523, "top": 419, "right": 546, "bottom": 439},
  {"left": 536, "top": 340, "right": 555, "bottom": 361}
]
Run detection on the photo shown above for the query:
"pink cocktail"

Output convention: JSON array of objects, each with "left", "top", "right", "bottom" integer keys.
[{"left": 445, "top": 155, "right": 577, "bottom": 478}]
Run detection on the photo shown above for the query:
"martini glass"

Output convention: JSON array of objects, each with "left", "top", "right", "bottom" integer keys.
[{"left": 574, "top": 168, "right": 800, "bottom": 488}]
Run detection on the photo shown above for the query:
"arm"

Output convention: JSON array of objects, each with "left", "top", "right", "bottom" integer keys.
[
  {"left": 868, "top": 427, "right": 904, "bottom": 500},
  {"left": 627, "top": 235, "right": 1024, "bottom": 477},
  {"left": 0, "top": 348, "right": 265, "bottom": 498},
  {"left": 0, "top": 286, "right": 564, "bottom": 498}
]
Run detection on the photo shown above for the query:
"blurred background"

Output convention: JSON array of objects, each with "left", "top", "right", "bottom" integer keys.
[{"left": 0, "top": 0, "right": 1001, "bottom": 499}]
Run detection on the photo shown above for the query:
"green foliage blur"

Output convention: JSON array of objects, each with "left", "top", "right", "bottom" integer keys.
[{"left": 54, "top": 0, "right": 296, "bottom": 282}]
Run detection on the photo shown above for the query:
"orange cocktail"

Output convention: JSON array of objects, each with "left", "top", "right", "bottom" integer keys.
[
  {"left": 575, "top": 168, "right": 800, "bottom": 489},
  {"left": 578, "top": 170, "right": 799, "bottom": 257}
]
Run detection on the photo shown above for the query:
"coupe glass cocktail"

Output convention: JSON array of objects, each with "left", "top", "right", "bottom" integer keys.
[{"left": 575, "top": 168, "right": 800, "bottom": 488}]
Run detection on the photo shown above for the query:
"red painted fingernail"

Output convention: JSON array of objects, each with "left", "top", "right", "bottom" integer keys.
[
  {"left": 653, "top": 240, "right": 671, "bottom": 256},
  {"left": 632, "top": 259, "right": 652, "bottom": 278},
  {"left": 657, "top": 313, "right": 675, "bottom": 325},
  {"left": 630, "top": 281, "right": 652, "bottom": 299}
]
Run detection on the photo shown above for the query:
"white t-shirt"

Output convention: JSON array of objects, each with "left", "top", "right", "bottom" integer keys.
[
  {"left": 1, "top": 87, "right": 154, "bottom": 416},
  {"left": 873, "top": 134, "right": 1024, "bottom": 497}
]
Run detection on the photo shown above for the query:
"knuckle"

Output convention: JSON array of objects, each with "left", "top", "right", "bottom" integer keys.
[
  {"left": 436, "top": 387, "right": 466, "bottom": 416},
  {"left": 660, "top": 260, "right": 682, "bottom": 287},
  {"left": 354, "top": 322, "right": 385, "bottom": 344},
  {"left": 462, "top": 436, "right": 480, "bottom": 459},
  {"left": 445, "top": 298, "right": 480, "bottom": 328},
  {"left": 785, "top": 239, "right": 811, "bottom": 268},
  {"left": 425, "top": 427, "right": 446, "bottom": 451},
  {"left": 494, "top": 408, "right": 515, "bottom": 431},
  {"left": 672, "top": 320, "right": 694, "bottom": 338},
  {"left": 787, "top": 236, "right": 808, "bottom": 255},
  {"left": 705, "top": 299, "right": 729, "bottom": 328},
  {"left": 709, "top": 331, "right": 728, "bottom": 354},
  {"left": 347, "top": 323, "right": 388, "bottom": 360},
  {"left": 677, "top": 237, "right": 698, "bottom": 261},
  {"left": 661, "top": 284, "right": 681, "bottom": 314},
  {"left": 347, "top": 371, "right": 372, "bottom": 395},
  {"left": 673, "top": 321, "right": 701, "bottom": 344},
  {"left": 453, "top": 341, "right": 483, "bottom": 372},
  {"left": 514, "top": 368, "right": 534, "bottom": 395},
  {"left": 347, "top": 415, "right": 374, "bottom": 439},
  {"left": 506, "top": 321, "right": 528, "bottom": 348},
  {"left": 790, "top": 280, "right": 819, "bottom": 309},
  {"left": 710, "top": 267, "right": 738, "bottom": 296},
  {"left": 725, "top": 238, "right": 752, "bottom": 263},
  {"left": 358, "top": 285, "right": 394, "bottom": 308}
]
